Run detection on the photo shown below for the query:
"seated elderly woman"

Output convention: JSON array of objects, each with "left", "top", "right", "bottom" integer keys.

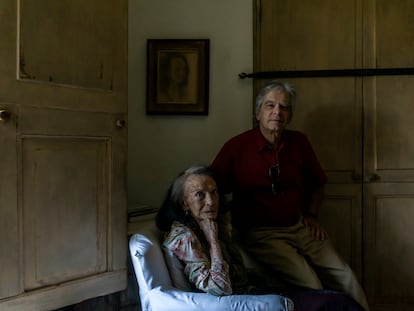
[
  {"left": 155, "top": 165, "right": 363, "bottom": 311},
  {"left": 155, "top": 165, "right": 252, "bottom": 296}
]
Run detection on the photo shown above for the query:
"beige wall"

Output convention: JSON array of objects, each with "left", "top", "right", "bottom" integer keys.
[{"left": 128, "top": 0, "right": 253, "bottom": 207}]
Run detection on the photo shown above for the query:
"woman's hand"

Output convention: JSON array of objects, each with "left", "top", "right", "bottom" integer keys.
[
  {"left": 199, "top": 219, "right": 220, "bottom": 244},
  {"left": 199, "top": 219, "right": 226, "bottom": 274},
  {"left": 303, "top": 216, "right": 328, "bottom": 240}
]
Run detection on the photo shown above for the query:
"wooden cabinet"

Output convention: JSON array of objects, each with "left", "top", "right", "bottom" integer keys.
[
  {"left": 254, "top": 1, "right": 414, "bottom": 310},
  {"left": 0, "top": 1, "right": 128, "bottom": 310}
]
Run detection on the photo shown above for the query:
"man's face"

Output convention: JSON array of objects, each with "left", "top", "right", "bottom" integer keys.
[
  {"left": 256, "top": 89, "right": 292, "bottom": 135},
  {"left": 182, "top": 175, "right": 219, "bottom": 222}
]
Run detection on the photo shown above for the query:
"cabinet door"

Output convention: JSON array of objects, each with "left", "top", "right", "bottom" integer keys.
[
  {"left": 0, "top": 0, "right": 127, "bottom": 310},
  {"left": 254, "top": 0, "right": 364, "bottom": 276},
  {"left": 363, "top": 1, "right": 414, "bottom": 309},
  {"left": 0, "top": 104, "right": 19, "bottom": 300}
]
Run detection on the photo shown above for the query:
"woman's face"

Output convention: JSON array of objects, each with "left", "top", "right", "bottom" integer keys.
[
  {"left": 182, "top": 174, "right": 219, "bottom": 222},
  {"left": 168, "top": 57, "right": 187, "bottom": 84}
]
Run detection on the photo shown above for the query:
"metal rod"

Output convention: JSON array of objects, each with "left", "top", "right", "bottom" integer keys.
[{"left": 239, "top": 67, "right": 414, "bottom": 79}]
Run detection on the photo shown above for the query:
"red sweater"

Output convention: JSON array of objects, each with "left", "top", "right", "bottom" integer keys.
[{"left": 211, "top": 127, "right": 327, "bottom": 229}]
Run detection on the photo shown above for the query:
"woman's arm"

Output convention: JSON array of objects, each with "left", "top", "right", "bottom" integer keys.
[{"left": 164, "top": 223, "right": 233, "bottom": 296}]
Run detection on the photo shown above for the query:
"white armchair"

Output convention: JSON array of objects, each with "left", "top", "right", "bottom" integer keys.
[{"left": 129, "top": 219, "right": 294, "bottom": 311}]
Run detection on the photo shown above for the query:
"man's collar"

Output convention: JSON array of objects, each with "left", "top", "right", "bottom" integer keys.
[
  {"left": 255, "top": 126, "right": 286, "bottom": 152},
  {"left": 254, "top": 127, "right": 272, "bottom": 151}
]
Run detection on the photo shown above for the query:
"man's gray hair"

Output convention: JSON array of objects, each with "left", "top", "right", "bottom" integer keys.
[{"left": 255, "top": 80, "right": 296, "bottom": 115}]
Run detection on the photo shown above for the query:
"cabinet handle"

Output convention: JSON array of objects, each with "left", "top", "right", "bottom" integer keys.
[
  {"left": 352, "top": 171, "right": 362, "bottom": 181},
  {"left": 0, "top": 109, "right": 11, "bottom": 122},
  {"left": 116, "top": 119, "right": 126, "bottom": 128},
  {"left": 368, "top": 173, "right": 381, "bottom": 182}
]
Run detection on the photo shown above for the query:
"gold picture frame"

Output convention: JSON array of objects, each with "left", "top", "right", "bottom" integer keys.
[{"left": 146, "top": 39, "right": 210, "bottom": 115}]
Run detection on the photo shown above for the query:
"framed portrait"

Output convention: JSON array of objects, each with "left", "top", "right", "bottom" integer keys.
[{"left": 146, "top": 39, "right": 210, "bottom": 115}]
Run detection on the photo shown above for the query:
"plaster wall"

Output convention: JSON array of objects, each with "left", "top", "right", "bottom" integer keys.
[{"left": 128, "top": 0, "right": 253, "bottom": 207}]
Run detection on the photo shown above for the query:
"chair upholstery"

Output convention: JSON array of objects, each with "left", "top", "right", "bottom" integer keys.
[{"left": 129, "top": 220, "right": 294, "bottom": 311}]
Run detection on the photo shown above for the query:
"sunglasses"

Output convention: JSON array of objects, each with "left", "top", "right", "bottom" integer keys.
[{"left": 269, "top": 164, "right": 283, "bottom": 193}]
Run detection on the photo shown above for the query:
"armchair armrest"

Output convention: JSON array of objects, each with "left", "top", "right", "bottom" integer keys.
[{"left": 144, "top": 286, "right": 294, "bottom": 311}]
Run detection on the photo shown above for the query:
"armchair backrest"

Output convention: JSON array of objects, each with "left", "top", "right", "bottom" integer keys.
[{"left": 129, "top": 220, "right": 173, "bottom": 296}]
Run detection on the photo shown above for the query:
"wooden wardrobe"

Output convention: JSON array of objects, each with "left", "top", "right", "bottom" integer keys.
[{"left": 253, "top": 1, "right": 414, "bottom": 310}]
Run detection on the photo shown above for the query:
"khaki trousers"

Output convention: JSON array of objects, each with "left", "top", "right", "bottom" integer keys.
[{"left": 244, "top": 220, "right": 370, "bottom": 311}]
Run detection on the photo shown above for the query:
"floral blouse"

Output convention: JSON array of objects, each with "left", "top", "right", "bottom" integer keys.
[{"left": 162, "top": 220, "right": 248, "bottom": 296}]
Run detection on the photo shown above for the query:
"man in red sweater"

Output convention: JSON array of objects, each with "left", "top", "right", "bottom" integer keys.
[{"left": 211, "top": 80, "right": 369, "bottom": 311}]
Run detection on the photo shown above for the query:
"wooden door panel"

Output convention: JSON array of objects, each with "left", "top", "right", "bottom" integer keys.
[
  {"left": 374, "top": 76, "right": 414, "bottom": 179},
  {"left": 1, "top": 273, "right": 126, "bottom": 311},
  {"left": 0, "top": 0, "right": 17, "bottom": 97},
  {"left": 18, "top": 106, "right": 122, "bottom": 135},
  {"left": 0, "top": 103, "right": 19, "bottom": 300},
  {"left": 18, "top": 106, "right": 126, "bottom": 292},
  {"left": 255, "top": 0, "right": 362, "bottom": 71},
  {"left": 365, "top": 0, "right": 414, "bottom": 181},
  {"left": 365, "top": 183, "right": 414, "bottom": 310},
  {"left": 322, "top": 184, "right": 363, "bottom": 278},
  {"left": 19, "top": 0, "right": 120, "bottom": 90},
  {"left": 287, "top": 78, "right": 362, "bottom": 183},
  {"left": 22, "top": 136, "right": 109, "bottom": 289},
  {"left": 375, "top": 0, "right": 414, "bottom": 67},
  {"left": 17, "top": 0, "right": 127, "bottom": 113}
]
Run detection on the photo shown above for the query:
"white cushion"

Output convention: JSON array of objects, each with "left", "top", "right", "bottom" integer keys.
[{"left": 162, "top": 246, "right": 192, "bottom": 291}]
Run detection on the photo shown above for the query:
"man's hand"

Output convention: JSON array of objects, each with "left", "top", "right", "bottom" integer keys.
[{"left": 303, "top": 216, "right": 328, "bottom": 240}]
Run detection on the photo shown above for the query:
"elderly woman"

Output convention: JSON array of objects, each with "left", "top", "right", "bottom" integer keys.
[{"left": 156, "top": 165, "right": 249, "bottom": 296}]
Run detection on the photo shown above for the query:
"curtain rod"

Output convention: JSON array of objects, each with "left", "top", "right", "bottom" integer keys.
[{"left": 239, "top": 67, "right": 414, "bottom": 79}]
